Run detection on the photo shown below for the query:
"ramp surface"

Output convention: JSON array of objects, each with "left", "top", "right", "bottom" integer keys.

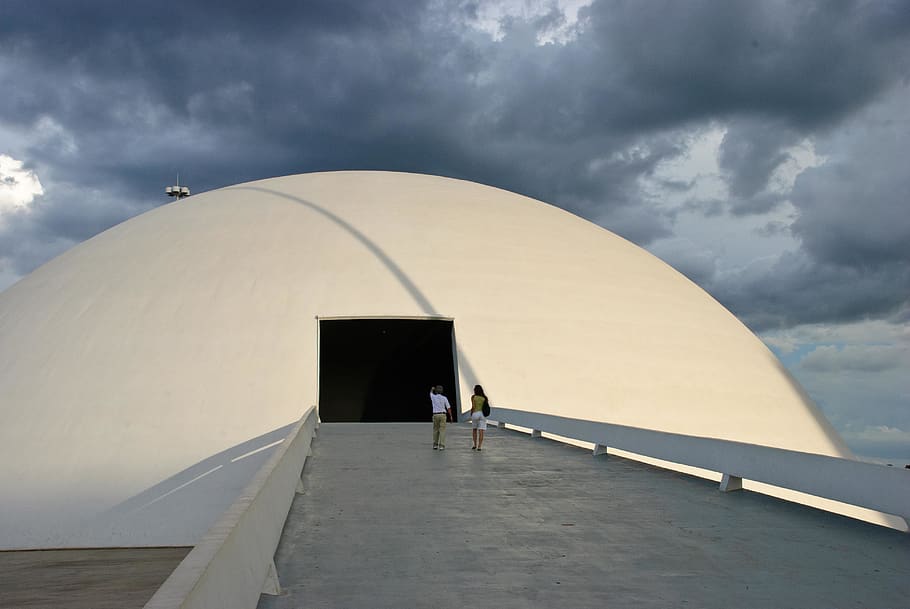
[{"left": 260, "top": 423, "right": 909, "bottom": 609}]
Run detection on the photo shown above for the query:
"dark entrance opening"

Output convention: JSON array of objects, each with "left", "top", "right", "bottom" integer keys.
[{"left": 318, "top": 318, "right": 458, "bottom": 422}]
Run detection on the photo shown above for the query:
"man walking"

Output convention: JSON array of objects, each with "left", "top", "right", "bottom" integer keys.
[{"left": 430, "top": 385, "right": 452, "bottom": 450}]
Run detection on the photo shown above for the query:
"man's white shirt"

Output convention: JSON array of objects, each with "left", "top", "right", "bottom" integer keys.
[{"left": 430, "top": 391, "right": 451, "bottom": 414}]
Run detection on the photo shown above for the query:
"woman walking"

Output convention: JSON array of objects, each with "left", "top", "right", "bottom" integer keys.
[{"left": 470, "top": 385, "right": 489, "bottom": 451}]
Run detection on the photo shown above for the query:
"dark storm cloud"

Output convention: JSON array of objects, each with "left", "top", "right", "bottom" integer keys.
[
  {"left": 709, "top": 250, "right": 910, "bottom": 331},
  {"left": 1, "top": 0, "right": 909, "bottom": 328},
  {"left": 582, "top": 0, "right": 910, "bottom": 130},
  {"left": 0, "top": 182, "right": 152, "bottom": 276},
  {"left": 707, "top": 91, "right": 910, "bottom": 331},
  {"left": 574, "top": 0, "right": 910, "bottom": 210},
  {"left": 718, "top": 119, "right": 796, "bottom": 201},
  {"left": 791, "top": 139, "right": 910, "bottom": 270}
]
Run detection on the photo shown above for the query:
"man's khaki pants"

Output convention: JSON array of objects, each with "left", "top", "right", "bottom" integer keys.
[{"left": 432, "top": 413, "right": 447, "bottom": 447}]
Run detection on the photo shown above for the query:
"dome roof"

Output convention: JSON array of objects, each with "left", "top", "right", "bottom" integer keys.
[{"left": 0, "top": 171, "right": 850, "bottom": 548}]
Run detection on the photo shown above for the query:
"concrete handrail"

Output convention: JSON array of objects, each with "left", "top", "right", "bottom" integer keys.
[
  {"left": 144, "top": 406, "right": 318, "bottom": 609},
  {"left": 492, "top": 407, "right": 910, "bottom": 522}
]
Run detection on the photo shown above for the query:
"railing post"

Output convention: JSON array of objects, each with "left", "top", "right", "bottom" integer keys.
[
  {"left": 719, "top": 474, "right": 743, "bottom": 492},
  {"left": 261, "top": 559, "right": 282, "bottom": 596},
  {"left": 531, "top": 429, "right": 542, "bottom": 438},
  {"left": 593, "top": 444, "right": 608, "bottom": 457}
]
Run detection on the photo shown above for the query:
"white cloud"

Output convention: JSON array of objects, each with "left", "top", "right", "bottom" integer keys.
[
  {"left": 643, "top": 127, "right": 825, "bottom": 207},
  {"left": 852, "top": 425, "right": 910, "bottom": 439},
  {"left": 762, "top": 318, "right": 910, "bottom": 349},
  {"left": 766, "top": 138, "right": 827, "bottom": 196},
  {"left": 641, "top": 125, "right": 803, "bottom": 277},
  {"left": 644, "top": 126, "right": 727, "bottom": 205},
  {"left": 465, "top": 0, "right": 592, "bottom": 44},
  {"left": 758, "top": 319, "right": 910, "bottom": 460},
  {"left": 799, "top": 343, "right": 906, "bottom": 373},
  {"left": 759, "top": 333, "right": 800, "bottom": 355},
  {"left": 0, "top": 154, "right": 44, "bottom": 215},
  {"left": 840, "top": 426, "right": 910, "bottom": 463},
  {"left": 33, "top": 115, "right": 78, "bottom": 155}
]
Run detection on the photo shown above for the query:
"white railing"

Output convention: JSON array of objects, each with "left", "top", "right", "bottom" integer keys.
[
  {"left": 144, "top": 406, "right": 318, "bottom": 609},
  {"left": 491, "top": 407, "right": 910, "bottom": 524}
]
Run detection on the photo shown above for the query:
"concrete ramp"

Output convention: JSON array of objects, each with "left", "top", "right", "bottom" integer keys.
[{"left": 259, "top": 423, "right": 909, "bottom": 609}]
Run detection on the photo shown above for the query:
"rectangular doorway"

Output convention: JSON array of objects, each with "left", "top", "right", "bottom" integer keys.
[{"left": 318, "top": 318, "right": 459, "bottom": 422}]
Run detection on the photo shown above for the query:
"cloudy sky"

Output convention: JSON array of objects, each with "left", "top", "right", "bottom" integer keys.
[{"left": 1, "top": 0, "right": 907, "bottom": 461}]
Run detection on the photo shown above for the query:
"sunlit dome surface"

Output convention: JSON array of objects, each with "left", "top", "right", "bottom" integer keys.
[{"left": 0, "top": 171, "right": 851, "bottom": 549}]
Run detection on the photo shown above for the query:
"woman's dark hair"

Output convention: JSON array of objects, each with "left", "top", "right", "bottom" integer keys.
[{"left": 473, "top": 384, "right": 486, "bottom": 399}]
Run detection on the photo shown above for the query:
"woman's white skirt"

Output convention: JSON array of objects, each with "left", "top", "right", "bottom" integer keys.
[{"left": 471, "top": 411, "right": 487, "bottom": 430}]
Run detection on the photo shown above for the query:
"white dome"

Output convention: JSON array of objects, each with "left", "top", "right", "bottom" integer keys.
[{"left": 0, "top": 171, "right": 850, "bottom": 548}]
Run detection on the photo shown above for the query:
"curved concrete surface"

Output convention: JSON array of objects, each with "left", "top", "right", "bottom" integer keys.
[{"left": 0, "top": 171, "right": 851, "bottom": 548}]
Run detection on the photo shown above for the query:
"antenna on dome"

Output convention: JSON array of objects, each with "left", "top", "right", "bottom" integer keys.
[{"left": 165, "top": 172, "right": 190, "bottom": 201}]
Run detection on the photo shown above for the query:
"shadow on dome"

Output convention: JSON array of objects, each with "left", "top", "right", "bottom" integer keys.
[{"left": 78, "top": 422, "right": 299, "bottom": 547}]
